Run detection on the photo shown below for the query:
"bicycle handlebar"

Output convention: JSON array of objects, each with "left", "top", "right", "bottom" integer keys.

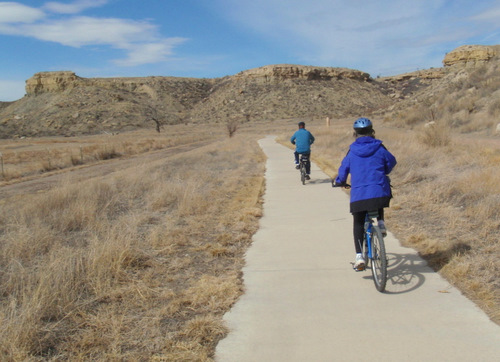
[{"left": 331, "top": 179, "right": 351, "bottom": 189}]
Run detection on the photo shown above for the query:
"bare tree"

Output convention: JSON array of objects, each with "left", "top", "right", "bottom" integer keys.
[
  {"left": 226, "top": 120, "right": 238, "bottom": 137},
  {"left": 152, "top": 117, "right": 162, "bottom": 133},
  {"left": 145, "top": 106, "right": 162, "bottom": 133}
]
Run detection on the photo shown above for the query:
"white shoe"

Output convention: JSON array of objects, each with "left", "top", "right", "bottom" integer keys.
[{"left": 353, "top": 253, "right": 365, "bottom": 271}]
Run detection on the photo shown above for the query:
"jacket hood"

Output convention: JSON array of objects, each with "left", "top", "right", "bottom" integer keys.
[{"left": 350, "top": 137, "right": 383, "bottom": 157}]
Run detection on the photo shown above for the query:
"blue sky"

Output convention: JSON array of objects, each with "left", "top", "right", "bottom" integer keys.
[{"left": 1, "top": 0, "right": 500, "bottom": 101}]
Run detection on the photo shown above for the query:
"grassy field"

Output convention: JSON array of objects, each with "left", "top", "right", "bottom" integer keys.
[
  {"left": 0, "top": 118, "right": 499, "bottom": 360},
  {"left": 0, "top": 125, "right": 266, "bottom": 360},
  {"left": 0, "top": 125, "right": 221, "bottom": 182}
]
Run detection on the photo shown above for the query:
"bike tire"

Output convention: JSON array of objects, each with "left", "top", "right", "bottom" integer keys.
[
  {"left": 300, "top": 163, "right": 306, "bottom": 185},
  {"left": 370, "top": 225, "right": 387, "bottom": 292}
]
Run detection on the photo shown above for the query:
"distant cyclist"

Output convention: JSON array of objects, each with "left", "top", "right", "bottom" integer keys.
[
  {"left": 333, "top": 118, "right": 397, "bottom": 270},
  {"left": 290, "top": 121, "right": 315, "bottom": 180}
]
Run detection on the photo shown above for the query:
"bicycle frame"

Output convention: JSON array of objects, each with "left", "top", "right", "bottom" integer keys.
[{"left": 363, "top": 210, "right": 379, "bottom": 260}]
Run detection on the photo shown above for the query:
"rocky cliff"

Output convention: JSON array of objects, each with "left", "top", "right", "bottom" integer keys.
[
  {"left": 25, "top": 71, "right": 82, "bottom": 95},
  {"left": 443, "top": 45, "right": 498, "bottom": 67},
  {"left": 1, "top": 45, "right": 498, "bottom": 138},
  {"left": 235, "top": 64, "right": 370, "bottom": 82}
]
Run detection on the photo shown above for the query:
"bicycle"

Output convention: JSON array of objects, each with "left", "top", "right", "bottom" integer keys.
[
  {"left": 331, "top": 181, "right": 388, "bottom": 292},
  {"left": 298, "top": 153, "right": 310, "bottom": 185}
]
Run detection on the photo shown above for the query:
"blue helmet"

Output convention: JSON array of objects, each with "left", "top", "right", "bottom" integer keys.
[{"left": 353, "top": 117, "right": 372, "bottom": 130}]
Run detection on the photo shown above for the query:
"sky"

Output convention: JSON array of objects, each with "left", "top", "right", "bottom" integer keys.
[{"left": 1, "top": 0, "right": 500, "bottom": 101}]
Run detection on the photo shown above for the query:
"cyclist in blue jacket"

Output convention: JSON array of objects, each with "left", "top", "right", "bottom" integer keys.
[
  {"left": 290, "top": 121, "right": 315, "bottom": 179},
  {"left": 334, "top": 118, "right": 396, "bottom": 270}
]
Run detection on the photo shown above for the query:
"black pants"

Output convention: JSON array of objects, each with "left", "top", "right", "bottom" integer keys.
[
  {"left": 353, "top": 208, "right": 384, "bottom": 254},
  {"left": 294, "top": 151, "right": 311, "bottom": 174}
]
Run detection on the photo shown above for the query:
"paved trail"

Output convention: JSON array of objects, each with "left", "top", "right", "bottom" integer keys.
[{"left": 216, "top": 136, "right": 499, "bottom": 362}]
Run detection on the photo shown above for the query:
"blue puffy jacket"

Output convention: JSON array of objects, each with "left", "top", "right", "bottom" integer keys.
[
  {"left": 335, "top": 136, "right": 396, "bottom": 205},
  {"left": 290, "top": 128, "right": 315, "bottom": 153}
]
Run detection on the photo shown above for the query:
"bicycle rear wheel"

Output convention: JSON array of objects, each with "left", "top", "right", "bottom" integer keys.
[
  {"left": 370, "top": 226, "right": 387, "bottom": 292},
  {"left": 300, "top": 163, "right": 306, "bottom": 185}
]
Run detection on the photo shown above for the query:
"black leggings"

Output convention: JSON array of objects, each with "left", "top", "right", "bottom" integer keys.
[{"left": 353, "top": 209, "right": 384, "bottom": 254}]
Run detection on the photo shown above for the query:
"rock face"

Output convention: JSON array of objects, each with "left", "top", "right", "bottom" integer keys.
[
  {"left": 235, "top": 64, "right": 370, "bottom": 82},
  {"left": 443, "top": 45, "right": 497, "bottom": 67},
  {"left": 25, "top": 71, "right": 82, "bottom": 94}
]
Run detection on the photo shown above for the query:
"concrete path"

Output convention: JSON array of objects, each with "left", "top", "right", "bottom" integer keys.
[{"left": 216, "top": 136, "right": 500, "bottom": 362}]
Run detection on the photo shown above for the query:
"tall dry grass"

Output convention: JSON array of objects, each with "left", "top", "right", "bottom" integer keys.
[
  {"left": 0, "top": 134, "right": 265, "bottom": 360},
  {"left": 389, "top": 60, "right": 500, "bottom": 134}
]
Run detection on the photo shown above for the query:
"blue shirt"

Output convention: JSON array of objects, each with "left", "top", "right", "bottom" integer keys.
[{"left": 290, "top": 128, "right": 315, "bottom": 153}]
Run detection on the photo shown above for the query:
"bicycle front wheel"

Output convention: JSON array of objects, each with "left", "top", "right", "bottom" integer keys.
[{"left": 370, "top": 225, "right": 387, "bottom": 292}]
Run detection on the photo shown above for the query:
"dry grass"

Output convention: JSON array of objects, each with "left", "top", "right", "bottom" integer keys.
[
  {"left": 0, "top": 125, "right": 223, "bottom": 182},
  {"left": 385, "top": 60, "right": 500, "bottom": 135},
  {"left": 0, "top": 132, "right": 265, "bottom": 360},
  {"left": 0, "top": 113, "right": 499, "bottom": 360}
]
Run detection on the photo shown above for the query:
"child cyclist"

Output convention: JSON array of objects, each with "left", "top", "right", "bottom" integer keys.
[{"left": 333, "top": 118, "right": 397, "bottom": 271}]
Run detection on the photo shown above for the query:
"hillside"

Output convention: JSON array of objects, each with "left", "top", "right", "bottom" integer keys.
[{"left": 1, "top": 44, "right": 499, "bottom": 138}]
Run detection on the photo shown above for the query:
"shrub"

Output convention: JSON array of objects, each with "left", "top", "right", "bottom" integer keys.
[{"left": 418, "top": 121, "right": 451, "bottom": 147}]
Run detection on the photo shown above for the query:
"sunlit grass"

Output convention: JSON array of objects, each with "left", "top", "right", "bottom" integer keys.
[{"left": 0, "top": 132, "right": 265, "bottom": 360}]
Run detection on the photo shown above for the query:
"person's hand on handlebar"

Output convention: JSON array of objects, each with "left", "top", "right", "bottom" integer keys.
[{"left": 331, "top": 178, "right": 351, "bottom": 188}]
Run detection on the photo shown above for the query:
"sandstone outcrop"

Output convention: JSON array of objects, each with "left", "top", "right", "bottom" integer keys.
[
  {"left": 443, "top": 45, "right": 497, "bottom": 67},
  {"left": 235, "top": 64, "right": 371, "bottom": 82},
  {"left": 25, "top": 71, "right": 82, "bottom": 95}
]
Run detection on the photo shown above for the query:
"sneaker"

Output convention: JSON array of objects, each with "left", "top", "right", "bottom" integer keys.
[
  {"left": 353, "top": 253, "right": 365, "bottom": 271},
  {"left": 378, "top": 220, "right": 387, "bottom": 237},
  {"left": 305, "top": 175, "right": 310, "bottom": 180},
  {"left": 295, "top": 164, "right": 300, "bottom": 169}
]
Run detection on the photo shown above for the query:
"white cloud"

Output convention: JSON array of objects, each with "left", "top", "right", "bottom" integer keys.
[
  {"left": 0, "top": 80, "right": 26, "bottom": 101},
  {"left": 0, "top": 2, "right": 45, "bottom": 23},
  {"left": 0, "top": 2, "right": 187, "bottom": 67},
  {"left": 21, "top": 17, "right": 159, "bottom": 47},
  {"left": 113, "top": 38, "right": 187, "bottom": 66},
  {"left": 43, "top": 0, "right": 109, "bottom": 14},
  {"left": 470, "top": 6, "right": 500, "bottom": 23}
]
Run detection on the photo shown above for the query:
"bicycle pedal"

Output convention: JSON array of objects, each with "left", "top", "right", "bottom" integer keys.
[{"left": 352, "top": 264, "right": 366, "bottom": 271}]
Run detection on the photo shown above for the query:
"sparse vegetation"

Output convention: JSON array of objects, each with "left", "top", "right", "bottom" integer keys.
[
  {"left": 0, "top": 125, "right": 222, "bottom": 181},
  {"left": 0, "top": 131, "right": 265, "bottom": 360}
]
